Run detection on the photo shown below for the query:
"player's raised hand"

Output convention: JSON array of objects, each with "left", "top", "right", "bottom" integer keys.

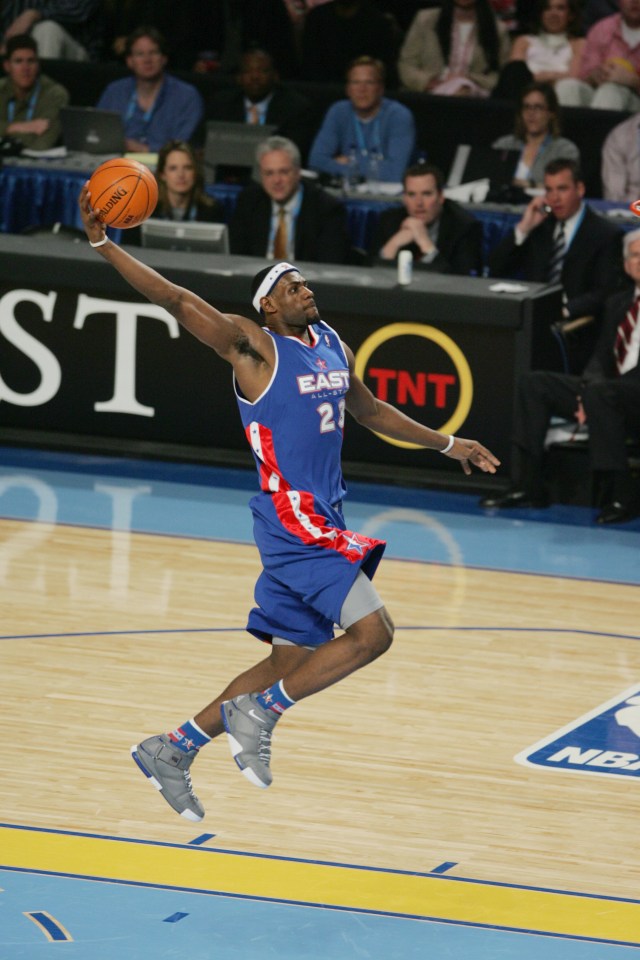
[
  {"left": 444, "top": 437, "right": 500, "bottom": 475},
  {"left": 78, "top": 183, "right": 106, "bottom": 246}
]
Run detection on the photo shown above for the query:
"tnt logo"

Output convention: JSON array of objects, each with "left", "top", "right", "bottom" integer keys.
[
  {"left": 368, "top": 369, "right": 456, "bottom": 408},
  {"left": 515, "top": 684, "right": 640, "bottom": 779},
  {"left": 354, "top": 322, "right": 473, "bottom": 450}
]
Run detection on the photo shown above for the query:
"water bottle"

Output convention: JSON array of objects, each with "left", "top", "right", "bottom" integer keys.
[
  {"left": 367, "top": 150, "right": 381, "bottom": 191},
  {"left": 397, "top": 250, "right": 413, "bottom": 285},
  {"left": 342, "top": 145, "right": 358, "bottom": 195}
]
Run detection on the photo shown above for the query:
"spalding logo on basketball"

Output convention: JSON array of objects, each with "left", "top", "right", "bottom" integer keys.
[
  {"left": 630, "top": 199, "right": 640, "bottom": 218},
  {"left": 88, "top": 157, "right": 158, "bottom": 229}
]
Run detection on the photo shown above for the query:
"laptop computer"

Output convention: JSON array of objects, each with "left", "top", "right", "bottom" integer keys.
[
  {"left": 140, "top": 219, "right": 230, "bottom": 254},
  {"left": 446, "top": 144, "right": 520, "bottom": 189},
  {"left": 60, "top": 107, "right": 126, "bottom": 155},
  {"left": 203, "top": 120, "right": 276, "bottom": 185}
]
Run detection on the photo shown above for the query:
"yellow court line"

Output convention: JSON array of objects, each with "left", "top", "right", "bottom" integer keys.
[{"left": 1, "top": 825, "right": 639, "bottom": 946}]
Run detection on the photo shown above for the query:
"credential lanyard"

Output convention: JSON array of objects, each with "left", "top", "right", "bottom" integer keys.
[
  {"left": 125, "top": 80, "right": 161, "bottom": 130},
  {"left": 352, "top": 113, "right": 381, "bottom": 159},
  {"left": 7, "top": 80, "right": 40, "bottom": 123}
]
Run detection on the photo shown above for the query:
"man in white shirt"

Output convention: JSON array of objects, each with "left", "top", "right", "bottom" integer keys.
[{"left": 601, "top": 110, "right": 640, "bottom": 202}]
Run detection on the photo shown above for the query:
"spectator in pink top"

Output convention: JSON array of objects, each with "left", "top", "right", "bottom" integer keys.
[{"left": 555, "top": 0, "right": 640, "bottom": 109}]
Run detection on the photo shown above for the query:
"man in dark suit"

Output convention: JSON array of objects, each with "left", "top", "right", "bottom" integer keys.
[
  {"left": 229, "top": 135, "right": 351, "bottom": 264},
  {"left": 370, "top": 162, "right": 483, "bottom": 275},
  {"left": 481, "top": 228, "right": 640, "bottom": 524},
  {"left": 208, "top": 47, "right": 313, "bottom": 162},
  {"left": 489, "top": 157, "right": 623, "bottom": 371}
]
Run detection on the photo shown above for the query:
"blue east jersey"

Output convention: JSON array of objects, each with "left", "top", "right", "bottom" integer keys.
[
  {"left": 235, "top": 319, "right": 349, "bottom": 504},
  {"left": 233, "top": 319, "right": 386, "bottom": 647}
]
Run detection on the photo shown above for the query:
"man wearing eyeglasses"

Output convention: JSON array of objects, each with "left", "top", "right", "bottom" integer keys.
[
  {"left": 308, "top": 56, "right": 415, "bottom": 185},
  {"left": 96, "top": 26, "right": 203, "bottom": 153},
  {"left": 0, "top": 33, "right": 68, "bottom": 150}
]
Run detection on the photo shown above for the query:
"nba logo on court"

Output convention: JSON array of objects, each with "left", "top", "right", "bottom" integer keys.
[{"left": 515, "top": 684, "right": 640, "bottom": 779}]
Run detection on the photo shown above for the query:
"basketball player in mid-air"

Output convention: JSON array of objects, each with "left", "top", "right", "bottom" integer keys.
[{"left": 79, "top": 184, "right": 500, "bottom": 821}]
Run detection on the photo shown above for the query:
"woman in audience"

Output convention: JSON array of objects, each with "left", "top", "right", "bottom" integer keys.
[
  {"left": 123, "top": 139, "right": 224, "bottom": 245},
  {"left": 510, "top": 0, "right": 584, "bottom": 82},
  {"left": 492, "top": 81, "right": 579, "bottom": 188},
  {"left": 493, "top": 0, "right": 584, "bottom": 100},
  {"left": 397, "top": 0, "right": 511, "bottom": 97},
  {"left": 153, "top": 139, "right": 224, "bottom": 222}
]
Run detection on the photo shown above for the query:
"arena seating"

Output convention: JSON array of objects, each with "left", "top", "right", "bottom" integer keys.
[{"left": 39, "top": 58, "right": 628, "bottom": 200}]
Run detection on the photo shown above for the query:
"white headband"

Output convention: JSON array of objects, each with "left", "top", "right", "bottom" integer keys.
[{"left": 252, "top": 261, "right": 298, "bottom": 314}]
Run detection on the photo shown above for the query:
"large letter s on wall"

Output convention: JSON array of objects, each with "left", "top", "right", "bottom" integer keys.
[{"left": 0, "top": 290, "right": 61, "bottom": 407}]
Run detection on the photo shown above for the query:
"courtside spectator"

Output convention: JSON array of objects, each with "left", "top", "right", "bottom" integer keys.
[
  {"left": 308, "top": 57, "right": 415, "bottom": 185},
  {"left": 370, "top": 162, "right": 483, "bottom": 275},
  {"left": 208, "top": 47, "right": 313, "bottom": 162},
  {"left": 0, "top": 34, "right": 68, "bottom": 150},
  {"left": 494, "top": 0, "right": 584, "bottom": 101},
  {"left": 492, "top": 82, "right": 580, "bottom": 189},
  {"left": 96, "top": 27, "right": 204, "bottom": 153},
  {"left": 229, "top": 135, "right": 350, "bottom": 263},
  {"left": 398, "top": 0, "right": 511, "bottom": 97},
  {"left": 556, "top": 0, "right": 640, "bottom": 110},
  {"left": 602, "top": 109, "right": 640, "bottom": 201}
]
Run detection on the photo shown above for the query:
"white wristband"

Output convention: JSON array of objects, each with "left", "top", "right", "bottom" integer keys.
[
  {"left": 89, "top": 237, "right": 109, "bottom": 248},
  {"left": 440, "top": 435, "right": 455, "bottom": 454}
]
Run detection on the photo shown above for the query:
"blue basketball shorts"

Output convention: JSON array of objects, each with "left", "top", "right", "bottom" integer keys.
[{"left": 246, "top": 491, "right": 386, "bottom": 648}]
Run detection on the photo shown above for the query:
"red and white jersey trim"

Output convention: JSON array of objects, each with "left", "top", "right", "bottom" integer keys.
[{"left": 246, "top": 420, "right": 381, "bottom": 563}]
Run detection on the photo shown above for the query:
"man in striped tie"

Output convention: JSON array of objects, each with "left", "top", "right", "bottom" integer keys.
[
  {"left": 481, "top": 228, "right": 640, "bottom": 524},
  {"left": 489, "top": 158, "right": 623, "bottom": 373}
]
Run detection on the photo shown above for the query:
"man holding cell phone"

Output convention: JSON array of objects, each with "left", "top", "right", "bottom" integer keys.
[{"left": 488, "top": 158, "right": 624, "bottom": 373}]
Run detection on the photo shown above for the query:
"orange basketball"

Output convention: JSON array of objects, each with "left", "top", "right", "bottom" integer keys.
[
  {"left": 630, "top": 199, "right": 640, "bottom": 218},
  {"left": 88, "top": 157, "right": 158, "bottom": 229}
]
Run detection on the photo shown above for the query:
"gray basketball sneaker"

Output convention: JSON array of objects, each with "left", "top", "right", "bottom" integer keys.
[
  {"left": 220, "top": 694, "right": 278, "bottom": 788},
  {"left": 131, "top": 734, "right": 204, "bottom": 821}
]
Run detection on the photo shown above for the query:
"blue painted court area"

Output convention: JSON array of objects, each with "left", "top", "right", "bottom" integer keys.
[
  {"left": 1, "top": 869, "right": 637, "bottom": 960},
  {"left": 0, "top": 446, "right": 637, "bottom": 584}
]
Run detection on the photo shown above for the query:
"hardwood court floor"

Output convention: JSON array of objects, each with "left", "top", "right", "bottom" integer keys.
[{"left": 0, "top": 448, "right": 639, "bottom": 957}]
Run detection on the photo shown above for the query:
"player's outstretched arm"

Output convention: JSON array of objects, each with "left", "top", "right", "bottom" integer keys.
[
  {"left": 343, "top": 343, "right": 500, "bottom": 475},
  {"left": 78, "top": 185, "right": 270, "bottom": 365}
]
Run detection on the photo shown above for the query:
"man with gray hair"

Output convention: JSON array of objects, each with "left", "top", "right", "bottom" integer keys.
[
  {"left": 229, "top": 134, "right": 350, "bottom": 262},
  {"left": 481, "top": 227, "right": 640, "bottom": 524}
]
